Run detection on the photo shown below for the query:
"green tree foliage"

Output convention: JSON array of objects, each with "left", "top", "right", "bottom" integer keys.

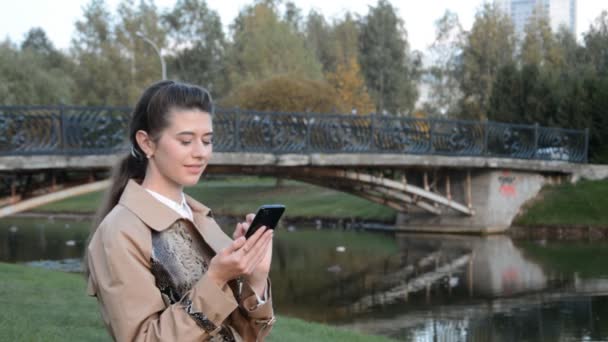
[
  {"left": 71, "top": 0, "right": 167, "bottom": 105},
  {"left": 583, "top": 11, "right": 608, "bottom": 161},
  {"left": 358, "top": 0, "right": 418, "bottom": 115},
  {"left": 21, "top": 28, "right": 57, "bottom": 56},
  {"left": 458, "top": 3, "right": 516, "bottom": 120},
  {"left": 115, "top": 0, "right": 167, "bottom": 102},
  {"left": 283, "top": 1, "right": 303, "bottom": 32},
  {"left": 520, "top": 10, "right": 561, "bottom": 67},
  {"left": 71, "top": 0, "right": 129, "bottom": 105},
  {"left": 0, "top": 32, "right": 74, "bottom": 105},
  {"left": 226, "top": 1, "right": 323, "bottom": 86},
  {"left": 488, "top": 11, "right": 608, "bottom": 162},
  {"left": 488, "top": 63, "right": 520, "bottom": 123},
  {"left": 304, "top": 10, "right": 333, "bottom": 72},
  {"left": 163, "top": 0, "right": 228, "bottom": 96},
  {"left": 424, "top": 10, "right": 464, "bottom": 116},
  {"left": 331, "top": 14, "right": 359, "bottom": 68},
  {"left": 304, "top": 11, "right": 359, "bottom": 73},
  {"left": 584, "top": 11, "right": 608, "bottom": 76},
  {"left": 221, "top": 74, "right": 343, "bottom": 113}
]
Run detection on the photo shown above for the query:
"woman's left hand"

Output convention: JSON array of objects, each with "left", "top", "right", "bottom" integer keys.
[{"left": 233, "top": 213, "right": 273, "bottom": 294}]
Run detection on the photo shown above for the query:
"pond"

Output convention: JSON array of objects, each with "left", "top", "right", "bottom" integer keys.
[{"left": 1, "top": 216, "right": 607, "bottom": 341}]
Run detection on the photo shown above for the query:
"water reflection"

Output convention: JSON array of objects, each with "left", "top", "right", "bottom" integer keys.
[
  {"left": 341, "top": 234, "right": 608, "bottom": 341},
  {"left": 1, "top": 218, "right": 608, "bottom": 341},
  {"left": 0, "top": 217, "right": 89, "bottom": 263}
]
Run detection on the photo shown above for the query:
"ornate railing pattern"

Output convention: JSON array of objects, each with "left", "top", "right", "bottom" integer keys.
[{"left": 0, "top": 106, "right": 589, "bottom": 162}]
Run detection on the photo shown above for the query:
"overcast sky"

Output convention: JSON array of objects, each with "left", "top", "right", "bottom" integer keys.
[{"left": 1, "top": 0, "right": 606, "bottom": 53}]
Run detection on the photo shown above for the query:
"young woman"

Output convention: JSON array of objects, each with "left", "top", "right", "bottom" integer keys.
[{"left": 85, "top": 80, "right": 275, "bottom": 341}]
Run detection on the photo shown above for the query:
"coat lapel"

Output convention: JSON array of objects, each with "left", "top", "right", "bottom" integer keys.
[
  {"left": 186, "top": 194, "right": 233, "bottom": 254},
  {"left": 119, "top": 179, "right": 234, "bottom": 254}
]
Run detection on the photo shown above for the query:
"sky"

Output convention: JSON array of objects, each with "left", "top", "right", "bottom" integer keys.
[{"left": 0, "top": 0, "right": 606, "bottom": 53}]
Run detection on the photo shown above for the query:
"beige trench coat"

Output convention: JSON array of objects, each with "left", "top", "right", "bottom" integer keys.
[{"left": 86, "top": 179, "right": 275, "bottom": 341}]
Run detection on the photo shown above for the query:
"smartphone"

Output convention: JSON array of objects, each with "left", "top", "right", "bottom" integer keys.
[{"left": 245, "top": 204, "right": 286, "bottom": 239}]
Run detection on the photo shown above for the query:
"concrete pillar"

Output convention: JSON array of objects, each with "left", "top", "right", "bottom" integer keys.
[{"left": 398, "top": 169, "right": 546, "bottom": 233}]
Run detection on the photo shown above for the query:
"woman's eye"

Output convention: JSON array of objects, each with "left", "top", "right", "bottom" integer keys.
[
  {"left": 203, "top": 140, "right": 213, "bottom": 146},
  {"left": 180, "top": 141, "right": 192, "bottom": 146}
]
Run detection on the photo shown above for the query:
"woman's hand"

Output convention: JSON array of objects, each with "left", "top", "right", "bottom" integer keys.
[
  {"left": 232, "top": 213, "right": 274, "bottom": 295},
  {"left": 206, "top": 224, "right": 273, "bottom": 292}
]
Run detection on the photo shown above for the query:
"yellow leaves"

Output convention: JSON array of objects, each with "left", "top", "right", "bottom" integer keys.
[
  {"left": 221, "top": 74, "right": 342, "bottom": 113},
  {"left": 325, "top": 57, "right": 375, "bottom": 114}
]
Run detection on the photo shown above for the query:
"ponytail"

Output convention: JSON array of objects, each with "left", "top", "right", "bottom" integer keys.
[{"left": 83, "top": 152, "right": 147, "bottom": 277}]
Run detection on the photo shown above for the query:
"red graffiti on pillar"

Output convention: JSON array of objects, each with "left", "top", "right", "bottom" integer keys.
[{"left": 498, "top": 170, "right": 516, "bottom": 197}]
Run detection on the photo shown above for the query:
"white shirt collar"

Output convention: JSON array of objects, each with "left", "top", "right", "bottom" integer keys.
[{"left": 145, "top": 188, "right": 193, "bottom": 221}]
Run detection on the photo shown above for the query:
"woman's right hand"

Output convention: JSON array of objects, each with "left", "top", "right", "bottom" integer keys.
[{"left": 206, "top": 226, "right": 273, "bottom": 287}]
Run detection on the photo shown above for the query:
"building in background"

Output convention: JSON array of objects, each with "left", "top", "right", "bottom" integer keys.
[{"left": 494, "top": 0, "right": 577, "bottom": 36}]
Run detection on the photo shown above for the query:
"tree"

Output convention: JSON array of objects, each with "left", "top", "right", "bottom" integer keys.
[
  {"left": 583, "top": 10, "right": 608, "bottom": 76},
  {"left": 582, "top": 11, "right": 608, "bottom": 162},
  {"left": 221, "top": 74, "right": 342, "bottom": 113},
  {"left": 458, "top": 3, "right": 516, "bottom": 120},
  {"left": 0, "top": 40, "right": 74, "bottom": 105},
  {"left": 226, "top": 2, "right": 323, "bottom": 86},
  {"left": 520, "top": 9, "right": 561, "bottom": 67},
  {"left": 71, "top": 0, "right": 129, "bottom": 105},
  {"left": 21, "top": 27, "right": 75, "bottom": 85},
  {"left": 331, "top": 13, "right": 359, "bottom": 68},
  {"left": 115, "top": 0, "right": 167, "bottom": 103},
  {"left": 326, "top": 57, "right": 374, "bottom": 114},
  {"left": 488, "top": 63, "right": 521, "bottom": 123},
  {"left": 304, "top": 10, "right": 333, "bottom": 72},
  {"left": 305, "top": 11, "right": 359, "bottom": 74},
  {"left": 425, "top": 10, "right": 464, "bottom": 116},
  {"left": 359, "top": 0, "right": 418, "bottom": 115},
  {"left": 283, "top": 1, "right": 303, "bottom": 32},
  {"left": 21, "top": 28, "right": 56, "bottom": 56},
  {"left": 163, "top": 0, "right": 228, "bottom": 96}
]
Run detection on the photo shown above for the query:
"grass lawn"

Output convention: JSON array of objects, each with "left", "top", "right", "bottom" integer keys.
[
  {"left": 515, "top": 179, "right": 608, "bottom": 227},
  {"left": 35, "top": 176, "right": 396, "bottom": 222},
  {"left": 0, "top": 262, "right": 397, "bottom": 342}
]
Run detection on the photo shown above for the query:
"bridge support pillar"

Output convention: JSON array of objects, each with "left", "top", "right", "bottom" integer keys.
[{"left": 396, "top": 169, "right": 548, "bottom": 233}]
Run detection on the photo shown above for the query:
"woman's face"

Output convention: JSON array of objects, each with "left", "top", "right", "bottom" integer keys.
[{"left": 148, "top": 108, "right": 213, "bottom": 188}]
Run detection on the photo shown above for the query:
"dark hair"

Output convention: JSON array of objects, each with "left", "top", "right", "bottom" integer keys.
[{"left": 84, "top": 80, "right": 213, "bottom": 276}]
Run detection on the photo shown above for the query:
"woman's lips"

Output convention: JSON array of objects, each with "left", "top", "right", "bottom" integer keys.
[{"left": 185, "top": 165, "right": 203, "bottom": 174}]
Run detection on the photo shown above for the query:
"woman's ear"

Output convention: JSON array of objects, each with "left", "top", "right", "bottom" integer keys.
[{"left": 135, "top": 130, "right": 156, "bottom": 159}]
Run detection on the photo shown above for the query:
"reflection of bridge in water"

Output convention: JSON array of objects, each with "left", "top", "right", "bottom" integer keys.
[
  {"left": 0, "top": 106, "right": 596, "bottom": 230},
  {"left": 285, "top": 233, "right": 608, "bottom": 339},
  {"left": 290, "top": 235, "right": 548, "bottom": 309}
]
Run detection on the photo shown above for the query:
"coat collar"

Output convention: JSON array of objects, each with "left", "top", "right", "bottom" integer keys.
[{"left": 118, "top": 179, "right": 231, "bottom": 253}]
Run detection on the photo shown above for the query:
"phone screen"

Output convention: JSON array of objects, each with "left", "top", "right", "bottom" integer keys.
[{"left": 245, "top": 204, "right": 286, "bottom": 239}]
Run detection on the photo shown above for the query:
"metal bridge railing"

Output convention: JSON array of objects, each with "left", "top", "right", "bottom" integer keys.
[{"left": 0, "top": 106, "right": 589, "bottom": 163}]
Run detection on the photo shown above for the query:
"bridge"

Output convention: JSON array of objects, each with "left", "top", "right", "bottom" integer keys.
[{"left": 0, "top": 105, "right": 597, "bottom": 231}]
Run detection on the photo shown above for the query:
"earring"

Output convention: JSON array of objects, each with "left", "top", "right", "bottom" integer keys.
[{"left": 146, "top": 154, "right": 152, "bottom": 159}]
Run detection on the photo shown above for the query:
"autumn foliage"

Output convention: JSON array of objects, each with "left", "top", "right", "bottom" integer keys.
[
  {"left": 326, "top": 57, "right": 375, "bottom": 114},
  {"left": 220, "top": 74, "right": 346, "bottom": 113}
]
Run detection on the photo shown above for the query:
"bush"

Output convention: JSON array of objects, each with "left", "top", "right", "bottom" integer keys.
[{"left": 220, "top": 74, "right": 346, "bottom": 113}]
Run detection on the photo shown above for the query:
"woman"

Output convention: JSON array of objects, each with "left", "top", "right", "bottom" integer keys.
[{"left": 85, "top": 80, "right": 275, "bottom": 342}]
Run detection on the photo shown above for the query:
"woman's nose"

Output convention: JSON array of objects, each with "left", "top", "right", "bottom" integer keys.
[{"left": 192, "top": 141, "right": 209, "bottom": 158}]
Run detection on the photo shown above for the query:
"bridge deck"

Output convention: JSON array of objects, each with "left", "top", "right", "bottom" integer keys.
[{"left": 0, "top": 152, "right": 590, "bottom": 174}]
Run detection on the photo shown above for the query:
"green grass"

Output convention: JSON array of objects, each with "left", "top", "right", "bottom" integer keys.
[
  {"left": 515, "top": 179, "right": 608, "bottom": 227},
  {"left": 35, "top": 176, "right": 396, "bottom": 221},
  {"left": 0, "top": 262, "right": 397, "bottom": 342}
]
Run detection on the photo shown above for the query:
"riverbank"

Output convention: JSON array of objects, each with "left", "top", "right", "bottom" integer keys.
[
  {"left": 0, "top": 262, "right": 396, "bottom": 342},
  {"left": 23, "top": 176, "right": 608, "bottom": 236},
  {"left": 514, "top": 178, "right": 608, "bottom": 228},
  {"left": 33, "top": 176, "right": 396, "bottom": 222}
]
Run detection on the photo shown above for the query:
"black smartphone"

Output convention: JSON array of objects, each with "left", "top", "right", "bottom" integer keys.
[{"left": 245, "top": 204, "right": 286, "bottom": 239}]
